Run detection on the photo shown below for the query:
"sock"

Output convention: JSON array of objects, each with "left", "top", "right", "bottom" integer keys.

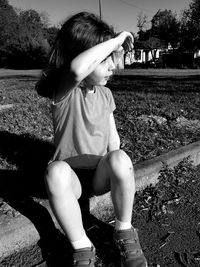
[
  {"left": 115, "top": 217, "right": 132, "bottom": 231},
  {"left": 71, "top": 231, "right": 92, "bottom": 250}
]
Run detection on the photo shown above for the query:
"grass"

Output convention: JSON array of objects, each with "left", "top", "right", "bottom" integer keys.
[
  {"left": 0, "top": 78, "right": 53, "bottom": 170},
  {"left": 117, "top": 68, "right": 200, "bottom": 77},
  {"left": 109, "top": 77, "right": 200, "bottom": 163}
]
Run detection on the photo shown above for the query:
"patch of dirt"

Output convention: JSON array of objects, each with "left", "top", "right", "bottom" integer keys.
[
  {"left": 138, "top": 114, "right": 167, "bottom": 125},
  {"left": 138, "top": 114, "right": 200, "bottom": 132},
  {"left": 0, "top": 104, "right": 14, "bottom": 111},
  {"left": 131, "top": 159, "right": 200, "bottom": 267},
  {"left": 176, "top": 116, "right": 200, "bottom": 131}
]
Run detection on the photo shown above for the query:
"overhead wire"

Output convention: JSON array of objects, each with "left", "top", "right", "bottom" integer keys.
[{"left": 118, "top": 0, "right": 155, "bottom": 14}]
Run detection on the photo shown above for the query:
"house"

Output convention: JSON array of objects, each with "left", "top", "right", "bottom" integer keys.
[
  {"left": 125, "top": 37, "right": 169, "bottom": 66},
  {"left": 124, "top": 35, "right": 200, "bottom": 68},
  {"left": 194, "top": 50, "right": 200, "bottom": 59}
]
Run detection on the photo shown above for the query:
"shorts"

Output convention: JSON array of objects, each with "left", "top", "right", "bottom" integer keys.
[{"left": 72, "top": 168, "right": 96, "bottom": 200}]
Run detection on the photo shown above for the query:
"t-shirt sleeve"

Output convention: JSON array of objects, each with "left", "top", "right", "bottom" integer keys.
[{"left": 107, "top": 88, "right": 116, "bottom": 113}]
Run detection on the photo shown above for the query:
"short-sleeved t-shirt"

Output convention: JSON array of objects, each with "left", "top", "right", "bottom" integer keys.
[{"left": 51, "top": 86, "right": 116, "bottom": 169}]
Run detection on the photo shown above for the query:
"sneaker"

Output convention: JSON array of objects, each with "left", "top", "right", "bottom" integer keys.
[
  {"left": 113, "top": 227, "right": 148, "bottom": 267},
  {"left": 73, "top": 245, "right": 96, "bottom": 266}
]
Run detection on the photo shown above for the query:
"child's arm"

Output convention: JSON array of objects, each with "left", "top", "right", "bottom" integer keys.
[
  {"left": 70, "top": 31, "right": 133, "bottom": 83},
  {"left": 36, "top": 32, "right": 133, "bottom": 101},
  {"left": 53, "top": 32, "right": 133, "bottom": 101},
  {"left": 108, "top": 113, "right": 120, "bottom": 151}
]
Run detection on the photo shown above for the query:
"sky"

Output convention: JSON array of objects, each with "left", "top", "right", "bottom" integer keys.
[{"left": 9, "top": 0, "right": 191, "bottom": 34}]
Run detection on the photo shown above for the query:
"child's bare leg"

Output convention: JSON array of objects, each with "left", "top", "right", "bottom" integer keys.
[
  {"left": 93, "top": 151, "right": 148, "bottom": 267},
  {"left": 45, "top": 161, "right": 87, "bottom": 243},
  {"left": 92, "top": 149, "right": 135, "bottom": 223},
  {"left": 109, "top": 150, "right": 135, "bottom": 223}
]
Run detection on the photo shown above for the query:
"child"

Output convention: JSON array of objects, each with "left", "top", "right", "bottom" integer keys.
[{"left": 36, "top": 12, "right": 147, "bottom": 267}]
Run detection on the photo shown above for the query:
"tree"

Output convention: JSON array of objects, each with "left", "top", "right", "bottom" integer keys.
[
  {"left": 0, "top": 1, "right": 59, "bottom": 68},
  {"left": 39, "top": 11, "right": 51, "bottom": 28},
  {"left": 19, "top": 9, "right": 49, "bottom": 49},
  {"left": 15, "top": 9, "right": 50, "bottom": 68},
  {"left": 151, "top": 9, "right": 180, "bottom": 48},
  {"left": 137, "top": 12, "right": 149, "bottom": 33},
  {"left": 0, "top": 3, "right": 50, "bottom": 68},
  {"left": 136, "top": 12, "right": 151, "bottom": 43},
  {"left": 180, "top": 0, "right": 200, "bottom": 52},
  {"left": 44, "top": 26, "right": 58, "bottom": 47},
  {"left": 0, "top": 0, "right": 19, "bottom": 43},
  {"left": 0, "top": 0, "right": 20, "bottom": 63},
  {"left": 19, "top": 9, "right": 43, "bottom": 39}
]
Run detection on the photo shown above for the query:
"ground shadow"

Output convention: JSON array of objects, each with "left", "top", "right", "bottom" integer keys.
[
  {"left": 108, "top": 76, "right": 200, "bottom": 94},
  {"left": 0, "top": 75, "right": 39, "bottom": 81},
  {"left": 0, "top": 130, "right": 67, "bottom": 264},
  {"left": 0, "top": 130, "right": 118, "bottom": 266},
  {"left": 0, "top": 130, "right": 52, "bottom": 198}
]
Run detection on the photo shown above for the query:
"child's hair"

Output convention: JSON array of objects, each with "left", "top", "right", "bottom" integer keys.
[{"left": 36, "top": 12, "right": 116, "bottom": 98}]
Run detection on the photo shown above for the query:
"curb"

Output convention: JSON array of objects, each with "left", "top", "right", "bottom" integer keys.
[
  {"left": 90, "top": 141, "right": 200, "bottom": 219},
  {"left": 1, "top": 141, "right": 200, "bottom": 263}
]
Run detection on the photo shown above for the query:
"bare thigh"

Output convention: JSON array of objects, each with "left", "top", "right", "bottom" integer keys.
[
  {"left": 70, "top": 167, "right": 83, "bottom": 199},
  {"left": 46, "top": 160, "right": 82, "bottom": 200}
]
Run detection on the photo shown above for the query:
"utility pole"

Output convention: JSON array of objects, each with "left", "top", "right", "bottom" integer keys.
[{"left": 99, "top": 0, "right": 102, "bottom": 20}]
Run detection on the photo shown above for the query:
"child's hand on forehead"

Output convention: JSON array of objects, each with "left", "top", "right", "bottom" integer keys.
[{"left": 114, "top": 31, "right": 134, "bottom": 53}]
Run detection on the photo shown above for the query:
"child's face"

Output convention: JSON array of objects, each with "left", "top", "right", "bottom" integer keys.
[{"left": 84, "top": 55, "right": 115, "bottom": 87}]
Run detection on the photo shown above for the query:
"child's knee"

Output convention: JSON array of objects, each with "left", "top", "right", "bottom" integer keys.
[
  {"left": 45, "top": 161, "right": 72, "bottom": 195},
  {"left": 107, "top": 150, "right": 133, "bottom": 170},
  {"left": 106, "top": 150, "right": 134, "bottom": 180}
]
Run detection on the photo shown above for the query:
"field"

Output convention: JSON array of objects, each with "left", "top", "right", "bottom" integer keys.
[{"left": 1, "top": 70, "right": 200, "bottom": 266}]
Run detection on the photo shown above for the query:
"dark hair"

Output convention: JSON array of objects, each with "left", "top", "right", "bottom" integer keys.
[
  {"left": 51, "top": 12, "right": 115, "bottom": 68},
  {"left": 36, "top": 12, "right": 115, "bottom": 98}
]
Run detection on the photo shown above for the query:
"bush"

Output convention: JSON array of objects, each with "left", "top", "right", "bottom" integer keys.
[{"left": 0, "top": 43, "right": 49, "bottom": 69}]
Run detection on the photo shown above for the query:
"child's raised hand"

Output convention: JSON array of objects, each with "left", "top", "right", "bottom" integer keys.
[{"left": 114, "top": 31, "right": 134, "bottom": 53}]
